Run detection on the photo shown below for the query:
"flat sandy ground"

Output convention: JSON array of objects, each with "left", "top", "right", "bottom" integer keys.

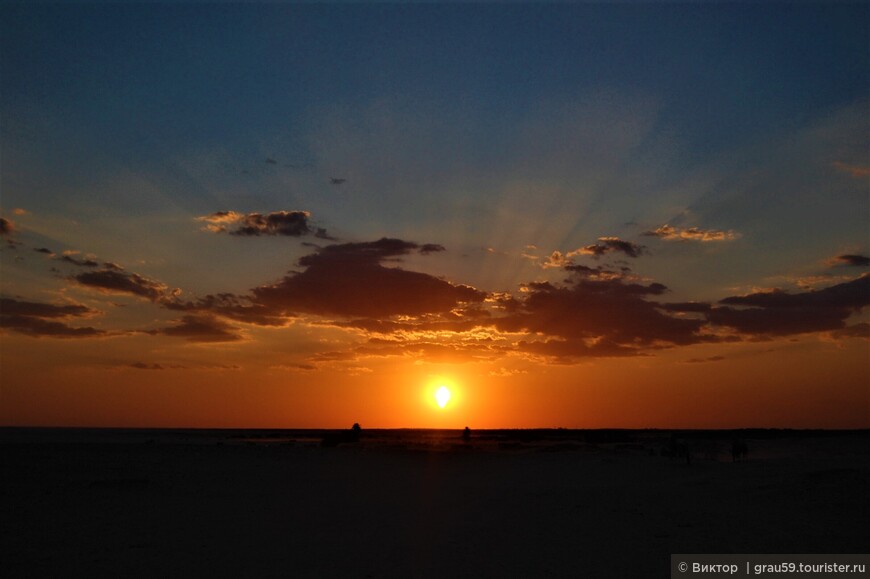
[{"left": 2, "top": 430, "right": 868, "bottom": 578}]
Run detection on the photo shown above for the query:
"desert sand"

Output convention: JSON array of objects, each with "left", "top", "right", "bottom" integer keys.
[{"left": 2, "top": 429, "right": 868, "bottom": 578}]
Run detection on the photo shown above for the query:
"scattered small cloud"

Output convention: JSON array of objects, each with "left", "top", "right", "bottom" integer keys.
[
  {"left": 642, "top": 224, "right": 739, "bottom": 242},
  {"left": 195, "top": 210, "right": 333, "bottom": 239},
  {"left": 577, "top": 237, "right": 646, "bottom": 258},
  {"left": 541, "top": 250, "right": 570, "bottom": 269},
  {"left": 828, "top": 254, "right": 870, "bottom": 268},
  {"left": 832, "top": 161, "right": 870, "bottom": 179},
  {"left": 489, "top": 367, "right": 528, "bottom": 377},
  {"left": 156, "top": 315, "right": 243, "bottom": 343},
  {"left": 542, "top": 237, "right": 644, "bottom": 269},
  {"left": 831, "top": 322, "right": 870, "bottom": 340},
  {"left": 270, "top": 363, "right": 317, "bottom": 371},
  {"left": 129, "top": 362, "right": 173, "bottom": 370},
  {"left": 61, "top": 254, "right": 100, "bottom": 267},
  {"left": 73, "top": 266, "right": 179, "bottom": 302},
  {"left": 12, "top": 208, "right": 28, "bottom": 216},
  {"left": 34, "top": 247, "right": 55, "bottom": 256},
  {"left": 683, "top": 355, "right": 726, "bottom": 364}
]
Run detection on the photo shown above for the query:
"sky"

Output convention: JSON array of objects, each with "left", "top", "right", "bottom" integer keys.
[{"left": 1, "top": 2, "right": 868, "bottom": 429}]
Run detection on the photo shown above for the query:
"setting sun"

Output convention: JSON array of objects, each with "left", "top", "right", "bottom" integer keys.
[{"left": 435, "top": 386, "right": 451, "bottom": 408}]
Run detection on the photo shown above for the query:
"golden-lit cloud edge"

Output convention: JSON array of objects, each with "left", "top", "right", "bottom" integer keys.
[{"left": 3, "top": 220, "right": 868, "bottom": 365}]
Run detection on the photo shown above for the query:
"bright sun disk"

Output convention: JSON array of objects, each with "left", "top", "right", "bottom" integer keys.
[{"left": 435, "top": 385, "right": 451, "bottom": 408}]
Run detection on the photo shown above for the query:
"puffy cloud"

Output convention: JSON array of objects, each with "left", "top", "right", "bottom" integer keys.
[
  {"left": 643, "top": 224, "right": 739, "bottom": 242},
  {"left": 0, "top": 297, "right": 106, "bottom": 338},
  {"left": 157, "top": 315, "right": 243, "bottom": 343},
  {"left": 251, "top": 238, "right": 485, "bottom": 319},
  {"left": 829, "top": 254, "right": 870, "bottom": 267},
  {"left": 541, "top": 250, "right": 570, "bottom": 269},
  {"left": 196, "top": 210, "right": 333, "bottom": 239}
]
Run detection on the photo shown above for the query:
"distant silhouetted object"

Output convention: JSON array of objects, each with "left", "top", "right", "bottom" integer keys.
[
  {"left": 731, "top": 438, "right": 748, "bottom": 462},
  {"left": 462, "top": 426, "right": 471, "bottom": 442},
  {"left": 663, "top": 435, "right": 692, "bottom": 465},
  {"left": 330, "top": 177, "right": 346, "bottom": 185},
  {"left": 321, "top": 423, "right": 362, "bottom": 447}
]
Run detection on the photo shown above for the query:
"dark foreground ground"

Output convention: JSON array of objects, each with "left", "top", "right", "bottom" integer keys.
[{"left": 1, "top": 429, "right": 868, "bottom": 578}]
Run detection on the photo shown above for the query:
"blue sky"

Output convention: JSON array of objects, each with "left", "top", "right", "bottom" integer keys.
[{"left": 1, "top": 3, "right": 868, "bottom": 428}]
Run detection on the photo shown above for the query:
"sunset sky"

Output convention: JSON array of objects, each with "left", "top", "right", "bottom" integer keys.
[{"left": 1, "top": 3, "right": 868, "bottom": 429}]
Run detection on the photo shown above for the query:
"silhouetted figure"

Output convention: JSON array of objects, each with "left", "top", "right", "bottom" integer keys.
[
  {"left": 731, "top": 438, "right": 748, "bottom": 462},
  {"left": 349, "top": 423, "right": 362, "bottom": 442},
  {"left": 462, "top": 426, "right": 471, "bottom": 442},
  {"left": 665, "top": 435, "right": 692, "bottom": 465}
]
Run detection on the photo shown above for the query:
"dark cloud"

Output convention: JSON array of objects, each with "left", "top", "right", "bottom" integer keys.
[
  {"left": 516, "top": 338, "right": 642, "bottom": 361},
  {"left": 491, "top": 270, "right": 707, "bottom": 361},
  {"left": 196, "top": 210, "right": 331, "bottom": 238},
  {"left": 0, "top": 217, "right": 14, "bottom": 236},
  {"left": 683, "top": 355, "right": 726, "bottom": 364},
  {"left": 74, "top": 267, "right": 176, "bottom": 302},
  {"left": 830, "top": 254, "right": 870, "bottom": 267},
  {"left": 157, "top": 315, "right": 243, "bottom": 343},
  {"left": 252, "top": 238, "right": 485, "bottom": 318},
  {"left": 129, "top": 362, "right": 168, "bottom": 370},
  {"left": 419, "top": 243, "right": 446, "bottom": 255},
  {"left": 307, "top": 337, "right": 506, "bottom": 365},
  {"left": 1, "top": 298, "right": 94, "bottom": 318},
  {"left": 166, "top": 292, "right": 287, "bottom": 327},
  {"left": 34, "top": 247, "right": 55, "bottom": 256},
  {"left": 709, "top": 275, "right": 869, "bottom": 336},
  {"left": 719, "top": 275, "right": 868, "bottom": 310},
  {"left": 657, "top": 302, "right": 712, "bottom": 313},
  {"left": 0, "top": 297, "right": 106, "bottom": 338},
  {"left": 578, "top": 237, "right": 646, "bottom": 258}
]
